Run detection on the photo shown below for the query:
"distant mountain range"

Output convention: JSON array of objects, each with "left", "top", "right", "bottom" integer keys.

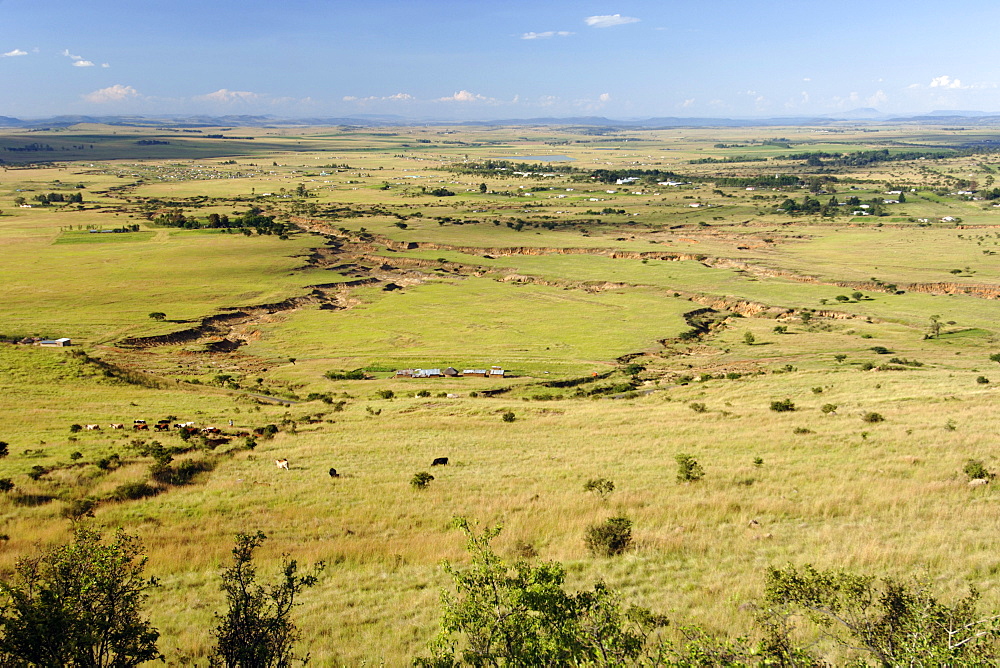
[{"left": 2, "top": 110, "right": 1000, "bottom": 130}]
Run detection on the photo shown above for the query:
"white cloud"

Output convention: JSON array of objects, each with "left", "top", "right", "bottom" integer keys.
[
  {"left": 521, "top": 30, "right": 573, "bottom": 39},
  {"left": 83, "top": 84, "right": 139, "bottom": 104},
  {"left": 197, "top": 89, "right": 260, "bottom": 103},
  {"left": 598, "top": 92, "right": 611, "bottom": 103},
  {"left": 910, "top": 75, "right": 995, "bottom": 91},
  {"left": 584, "top": 14, "right": 640, "bottom": 28},
  {"left": 101, "top": 63, "right": 110, "bottom": 68},
  {"left": 438, "top": 89, "right": 492, "bottom": 103},
  {"left": 803, "top": 77, "right": 811, "bottom": 82},
  {"left": 343, "top": 92, "right": 415, "bottom": 103},
  {"left": 930, "top": 75, "right": 964, "bottom": 89},
  {"left": 2, "top": 49, "right": 27, "bottom": 57},
  {"left": 63, "top": 48, "right": 102, "bottom": 68},
  {"left": 680, "top": 98, "right": 695, "bottom": 108},
  {"left": 867, "top": 90, "right": 888, "bottom": 107}
]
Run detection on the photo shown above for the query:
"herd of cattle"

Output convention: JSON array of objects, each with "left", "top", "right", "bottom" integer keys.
[
  {"left": 84, "top": 419, "right": 222, "bottom": 433},
  {"left": 83, "top": 420, "right": 450, "bottom": 477}
]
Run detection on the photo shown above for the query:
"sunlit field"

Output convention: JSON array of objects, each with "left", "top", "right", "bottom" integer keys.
[{"left": 3, "top": 122, "right": 1000, "bottom": 664}]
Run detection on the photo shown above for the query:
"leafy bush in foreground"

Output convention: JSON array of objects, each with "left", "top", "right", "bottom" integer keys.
[
  {"left": 210, "top": 531, "right": 323, "bottom": 668},
  {"left": 0, "top": 527, "right": 161, "bottom": 666},
  {"left": 416, "top": 519, "right": 665, "bottom": 667}
]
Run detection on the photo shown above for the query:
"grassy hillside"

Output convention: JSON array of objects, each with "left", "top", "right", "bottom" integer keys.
[{"left": 2, "top": 122, "right": 1000, "bottom": 664}]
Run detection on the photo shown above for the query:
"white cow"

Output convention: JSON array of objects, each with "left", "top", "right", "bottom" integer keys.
[
  {"left": 85, "top": 424, "right": 100, "bottom": 431},
  {"left": 109, "top": 423, "right": 125, "bottom": 430},
  {"left": 276, "top": 459, "right": 289, "bottom": 470}
]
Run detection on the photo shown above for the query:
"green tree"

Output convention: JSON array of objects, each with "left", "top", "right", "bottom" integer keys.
[
  {"left": 416, "top": 519, "right": 667, "bottom": 667},
  {"left": 675, "top": 453, "right": 704, "bottom": 482},
  {"left": 928, "top": 314, "right": 942, "bottom": 338},
  {"left": 585, "top": 517, "right": 633, "bottom": 557},
  {"left": 762, "top": 564, "right": 1000, "bottom": 665},
  {"left": 583, "top": 477, "right": 615, "bottom": 499},
  {"left": 210, "top": 531, "right": 323, "bottom": 668},
  {"left": 0, "top": 527, "right": 161, "bottom": 667},
  {"left": 743, "top": 331, "right": 756, "bottom": 346},
  {"left": 411, "top": 471, "right": 434, "bottom": 489},
  {"left": 147, "top": 312, "right": 166, "bottom": 321}
]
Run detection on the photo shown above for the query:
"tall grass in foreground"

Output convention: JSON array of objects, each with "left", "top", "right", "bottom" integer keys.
[{"left": 1, "top": 360, "right": 998, "bottom": 664}]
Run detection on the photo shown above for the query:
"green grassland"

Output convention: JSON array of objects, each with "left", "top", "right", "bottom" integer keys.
[{"left": 4, "top": 122, "right": 1000, "bottom": 664}]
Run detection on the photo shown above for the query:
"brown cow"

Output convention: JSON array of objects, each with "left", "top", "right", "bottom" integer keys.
[{"left": 276, "top": 459, "right": 289, "bottom": 470}]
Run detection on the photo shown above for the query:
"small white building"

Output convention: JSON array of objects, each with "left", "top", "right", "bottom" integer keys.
[{"left": 38, "top": 338, "right": 71, "bottom": 347}]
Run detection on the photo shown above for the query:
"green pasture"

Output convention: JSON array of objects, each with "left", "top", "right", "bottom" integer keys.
[
  {"left": 378, "top": 248, "right": 1000, "bottom": 333},
  {"left": 241, "top": 278, "right": 693, "bottom": 377},
  {"left": 763, "top": 226, "right": 1000, "bottom": 285},
  {"left": 0, "top": 212, "right": 331, "bottom": 342},
  {"left": 54, "top": 230, "right": 156, "bottom": 244}
]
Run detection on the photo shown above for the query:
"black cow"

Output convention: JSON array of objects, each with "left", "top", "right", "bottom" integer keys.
[
  {"left": 431, "top": 457, "right": 449, "bottom": 467},
  {"left": 329, "top": 468, "right": 340, "bottom": 478}
]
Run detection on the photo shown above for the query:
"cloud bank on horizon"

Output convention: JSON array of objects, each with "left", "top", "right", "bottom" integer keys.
[{"left": 3, "top": 0, "right": 1000, "bottom": 119}]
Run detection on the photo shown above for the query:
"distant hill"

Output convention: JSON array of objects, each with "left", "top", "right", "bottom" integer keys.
[
  {"left": 2, "top": 111, "right": 1000, "bottom": 130},
  {"left": 823, "top": 108, "right": 886, "bottom": 120}
]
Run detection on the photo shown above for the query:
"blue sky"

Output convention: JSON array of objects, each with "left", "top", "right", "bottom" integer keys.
[{"left": 3, "top": 0, "right": 1000, "bottom": 120}]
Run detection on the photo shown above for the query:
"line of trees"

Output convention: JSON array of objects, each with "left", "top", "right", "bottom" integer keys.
[
  {"left": 14, "top": 192, "right": 84, "bottom": 206},
  {"left": 152, "top": 208, "right": 292, "bottom": 236},
  {"left": 777, "top": 148, "right": 957, "bottom": 167},
  {"left": 445, "top": 160, "right": 578, "bottom": 177}
]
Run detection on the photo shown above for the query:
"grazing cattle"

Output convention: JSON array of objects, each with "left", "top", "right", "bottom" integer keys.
[
  {"left": 85, "top": 424, "right": 100, "bottom": 431},
  {"left": 201, "top": 427, "right": 221, "bottom": 435},
  {"left": 431, "top": 457, "right": 449, "bottom": 467},
  {"left": 154, "top": 423, "right": 169, "bottom": 431},
  {"left": 133, "top": 419, "right": 146, "bottom": 425},
  {"left": 276, "top": 459, "right": 289, "bottom": 470},
  {"left": 969, "top": 478, "right": 990, "bottom": 487},
  {"left": 110, "top": 423, "right": 125, "bottom": 430},
  {"left": 329, "top": 468, "right": 339, "bottom": 478},
  {"left": 133, "top": 423, "right": 148, "bottom": 431}
]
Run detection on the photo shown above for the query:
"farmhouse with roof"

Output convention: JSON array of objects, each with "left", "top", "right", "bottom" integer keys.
[{"left": 396, "top": 365, "right": 504, "bottom": 379}]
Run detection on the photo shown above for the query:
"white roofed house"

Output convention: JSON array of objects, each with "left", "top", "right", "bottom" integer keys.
[{"left": 37, "top": 338, "right": 71, "bottom": 347}]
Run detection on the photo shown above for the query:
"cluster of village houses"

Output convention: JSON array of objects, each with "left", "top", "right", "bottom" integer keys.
[
  {"left": 15, "top": 337, "right": 71, "bottom": 347},
  {"left": 395, "top": 366, "right": 505, "bottom": 379}
]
